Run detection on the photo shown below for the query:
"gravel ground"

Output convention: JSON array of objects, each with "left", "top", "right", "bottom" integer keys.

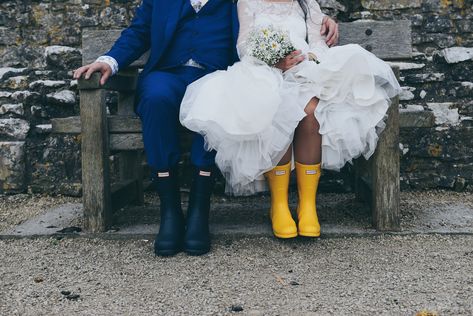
[
  {"left": 0, "top": 194, "right": 79, "bottom": 232},
  {"left": 1, "top": 234, "right": 472, "bottom": 315}
]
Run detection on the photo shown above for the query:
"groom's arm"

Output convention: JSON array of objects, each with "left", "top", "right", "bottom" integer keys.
[
  {"left": 74, "top": 0, "right": 153, "bottom": 84},
  {"left": 103, "top": 0, "right": 153, "bottom": 70}
]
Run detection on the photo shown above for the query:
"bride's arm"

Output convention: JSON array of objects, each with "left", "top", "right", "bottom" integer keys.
[
  {"left": 236, "top": 0, "right": 254, "bottom": 58},
  {"left": 306, "top": 0, "right": 330, "bottom": 60}
]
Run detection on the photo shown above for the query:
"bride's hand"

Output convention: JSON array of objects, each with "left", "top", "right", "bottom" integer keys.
[
  {"left": 321, "top": 16, "right": 339, "bottom": 47},
  {"left": 274, "top": 50, "right": 305, "bottom": 72}
]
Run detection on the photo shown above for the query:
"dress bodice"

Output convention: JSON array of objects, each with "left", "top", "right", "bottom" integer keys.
[{"left": 237, "top": 0, "right": 328, "bottom": 58}]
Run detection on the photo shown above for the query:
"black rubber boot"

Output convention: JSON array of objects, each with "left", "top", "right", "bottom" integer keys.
[
  {"left": 184, "top": 167, "right": 215, "bottom": 256},
  {"left": 153, "top": 167, "right": 185, "bottom": 256}
]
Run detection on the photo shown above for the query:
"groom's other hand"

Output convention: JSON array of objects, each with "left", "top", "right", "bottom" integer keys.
[
  {"left": 321, "top": 16, "right": 339, "bottom": 47},
  {"left": 73, "top": 62, "right": 112, "bottom": 86},
  {"left": 274, "top": 50, "right": 305, "bottom": 72}
]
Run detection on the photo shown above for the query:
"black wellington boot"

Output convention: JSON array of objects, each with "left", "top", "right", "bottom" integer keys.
[
  {"left": 184, "top": 167, "right": 215, "bottom": 256},
  {"left": 153, "top": 168, "right": 185, "bottom": 256}
]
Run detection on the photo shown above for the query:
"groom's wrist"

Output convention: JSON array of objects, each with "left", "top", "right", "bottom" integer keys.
[{"left": 96, "top": 55, "right": 119, "bottom": 75}]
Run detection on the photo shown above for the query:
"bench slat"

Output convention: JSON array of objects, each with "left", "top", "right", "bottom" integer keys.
[
  {"left": 339, "top": 20, "right": 412, "bottom": 60},
  {"left": 110, "top": 133, "right": 144, "bottom": 151},
  {"left": 52, "top": 116, "right": 143, "bottom": 134}
]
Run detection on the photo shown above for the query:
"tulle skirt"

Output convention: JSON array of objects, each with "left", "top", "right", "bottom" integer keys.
[{"left": 180, "top": 44, "right": 401, "bottom": 195}]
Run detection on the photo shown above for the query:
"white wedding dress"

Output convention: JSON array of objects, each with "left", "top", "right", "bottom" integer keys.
[{"left": 180, "top": 0, "right": 401, "bottom": 195}]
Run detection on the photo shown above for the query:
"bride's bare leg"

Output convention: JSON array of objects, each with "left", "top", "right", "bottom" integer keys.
[
  {"left": 294, "top": 97, "right": 322, "bottom": 237},
  {"left": 294, "top": 97, "right": 321, "bottom": 164},
  {"left": 278, "top": 144, "right": 293, "bottom": 165}
]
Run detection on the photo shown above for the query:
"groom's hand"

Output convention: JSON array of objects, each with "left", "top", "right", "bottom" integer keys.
[
  {"left": 73, "top": 62, "right": 112, "bottom": 86},
  {"left": 274, "top": 50, "right": 305, "bottom": 72},
  {"left": 321, "top": 16, "right": 339, "bottom": 47}
]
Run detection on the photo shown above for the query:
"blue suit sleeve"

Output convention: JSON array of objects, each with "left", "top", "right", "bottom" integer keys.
[{"left": 104, "top": 0, "right": 153, "bottom": 70}]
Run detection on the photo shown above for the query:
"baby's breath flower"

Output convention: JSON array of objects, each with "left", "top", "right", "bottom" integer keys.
[{"left": 246, "top": 25, "right": 296, "bottom": 66}]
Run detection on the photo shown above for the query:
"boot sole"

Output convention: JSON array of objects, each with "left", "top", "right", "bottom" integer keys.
[
  {"left": 274, "top": 232, "right": 298, "bottom": 239},
  {"left": 155, "top": 248, "right": 182, "bottom": 257},
  {"left": 298, "top": 231, "right": 321, "bottom": 237},
  {"left": 185, "top": 248, "right": 210, "bottom": 256}
]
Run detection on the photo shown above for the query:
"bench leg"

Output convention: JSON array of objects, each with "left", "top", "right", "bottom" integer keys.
[
  {"left": 80, "top": 89, "right": 112, "bottom": 232},
  {"left": 371, "top": 94, "right": 401, "bottom": 231}
]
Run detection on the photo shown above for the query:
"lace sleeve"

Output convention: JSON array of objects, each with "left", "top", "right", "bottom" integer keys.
[
  {"left": 236, "top": 0, "right": 255, "bottom": 58},
  {"left": 306, "top": 0, "right": 329, "bottom": 58}
]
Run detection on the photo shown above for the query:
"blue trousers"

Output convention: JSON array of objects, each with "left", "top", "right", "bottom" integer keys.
[{"left": 136, "top": 66, "right": 216, "bottom": 171}]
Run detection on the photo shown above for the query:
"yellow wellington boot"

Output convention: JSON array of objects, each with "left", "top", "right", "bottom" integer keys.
[
  {"left": 295, "top": 162, "right": 321, "bottom": 237},
  {"left": 265, "top": 162, "right": 297, "bottom": 239}
]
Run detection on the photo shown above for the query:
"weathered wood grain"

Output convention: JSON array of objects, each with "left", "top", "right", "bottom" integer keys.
[
  {"left": 51, "top": 116, "right": 82, "bottom": 134},
  {"left": 370, "top": 66, "right": 401, "bottom": 231},
  {"left": 52, "top": 116, "right": 142, "bottom": 134},
  {"left": 80, "top": 88, "right": 112, "bottom": 232},
  {"left": 110, "top": 133, "right": 144, "bottom": 151},
  {"left": 339, "top": 21, "right": 412, "bottom": 60},
  {"left": 78, "top": 72, "right": 138, "bottom": 92},
  {"left": 82, "top": 29, "right": 149, "bottom": 67}
]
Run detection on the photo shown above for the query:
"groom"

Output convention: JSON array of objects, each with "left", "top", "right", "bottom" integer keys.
[{"left": 74, "top": 0, "right": 339, "bottom": 256}]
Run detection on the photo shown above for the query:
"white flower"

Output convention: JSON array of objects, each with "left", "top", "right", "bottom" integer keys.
[{"left": 246, "top": 25, "right": 296, "bottom": 66}]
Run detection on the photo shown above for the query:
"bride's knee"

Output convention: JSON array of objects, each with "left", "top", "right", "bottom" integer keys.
[{"left": 304, "top": 97, "right": 319, "bottom": 115}]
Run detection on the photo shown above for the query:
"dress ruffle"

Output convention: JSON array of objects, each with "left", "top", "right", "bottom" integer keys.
[
  {"left": 291, "top": 44, "right": 401, "bottom": 170},
  {"left": 180, "top": 57, "right": 306, "bottom": 195},
  {"left": 180, "top": 45, "right": 401, "bottom": 195}
]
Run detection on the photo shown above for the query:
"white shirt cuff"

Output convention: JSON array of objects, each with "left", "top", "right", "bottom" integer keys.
[{"left": 96, "top": 56, "right": 119, "bottom": 75}]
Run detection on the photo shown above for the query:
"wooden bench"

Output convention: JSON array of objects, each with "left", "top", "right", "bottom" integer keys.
[{"left": 52, "top": 20, "right": 412, "bottom": 233}]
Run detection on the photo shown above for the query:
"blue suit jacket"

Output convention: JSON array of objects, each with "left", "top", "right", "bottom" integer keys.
[{"left": 106, "top": 0, "right": 240, "bottom": 76}]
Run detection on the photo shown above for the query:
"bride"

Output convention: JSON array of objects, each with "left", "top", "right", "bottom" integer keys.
[{"left": 180, "top": 0, "right": 401, "bottom": 239}]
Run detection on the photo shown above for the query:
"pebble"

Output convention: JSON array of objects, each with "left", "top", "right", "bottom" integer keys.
[{"left": 231, "top": 305, "right": 244, "bottom": 312}]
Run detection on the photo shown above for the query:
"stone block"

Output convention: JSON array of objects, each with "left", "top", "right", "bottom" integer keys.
[
  {"left": 0, "top": 141, "right": 26, "bottom": 192},
  {"left": 400, "top": 87, "right": 416, "bottom": 101},
  {"left": 435, "top": 47, "right": 473, "bottom": 64},
  {"left": 46, "top": 90, "right": 76, "bottom": 105},
  {"left": 361, "top": 0, "right": 422, "bottom": 10},
  {"left": 0, "top": 45, "right": 45, "bottom": 69},
  {"left": 0, "top": 67, "right": 28, "bottom": 81},
  {"left": 0, "top": 118, "right": 30, "bottom": 140},
  {"left": 0, "top": 26, "right": 19, "bottom": 45},
  {"left": 29, "top": 80, "right": 67, "bottom": 91},
  {"left": 404, "top": 73, "right": 445, "bottom": 84},
  {"left": 3, "top": 76, "right": 29, "bottom": 90},
  {"left": 44, "top": 45, "right": 82, "bottom": 70},
  {"left": 0, "top": 103, "right": 24, "bottom": 116}
]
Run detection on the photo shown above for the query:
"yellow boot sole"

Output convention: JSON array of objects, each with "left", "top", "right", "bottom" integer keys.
[
  {"left": 273, "top": 231, "right": 298, "bottom": 239},
  {"left": 298, "top": 231, "right": 321, "bottom": 238}
]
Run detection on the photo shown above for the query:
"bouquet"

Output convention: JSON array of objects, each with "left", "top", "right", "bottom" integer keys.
[{"left": 246, "top": 25, "right": 297, "bottom": 66}]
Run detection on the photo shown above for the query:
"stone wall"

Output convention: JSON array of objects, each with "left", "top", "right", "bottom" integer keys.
[{"left": 0, "top": 0, "right": 472, "bottom": 195}]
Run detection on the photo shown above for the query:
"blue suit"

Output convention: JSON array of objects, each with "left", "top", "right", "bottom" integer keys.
[{"left": 105, "top": 0, "right": 240, "bottom": 171}]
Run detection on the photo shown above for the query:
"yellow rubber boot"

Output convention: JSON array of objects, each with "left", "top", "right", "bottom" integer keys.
[
  {"left": 295, "top": 162, "right": 321, "bottom": 237},
  {"left": 265, "top": 162, "right": 297, "bottom": 239}
]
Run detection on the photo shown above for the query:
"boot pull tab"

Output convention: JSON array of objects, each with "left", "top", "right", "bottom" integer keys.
[{"left": 199, "top": 170, "right": 212, "bottom": 177}]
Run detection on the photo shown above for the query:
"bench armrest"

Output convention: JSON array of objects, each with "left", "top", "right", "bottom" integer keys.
[{"left": 78, "top": 72, "right": 137, "bottom": 92}]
